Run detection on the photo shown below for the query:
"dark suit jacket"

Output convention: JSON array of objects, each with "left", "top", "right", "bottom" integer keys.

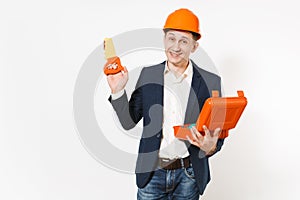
[{"left": 109, "top": 60, "right": 225, "bottom": 195}]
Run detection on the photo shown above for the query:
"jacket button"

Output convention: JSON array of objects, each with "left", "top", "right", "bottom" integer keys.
[{"left": 156, "top": 134, "right": 161, "bottom": 138}]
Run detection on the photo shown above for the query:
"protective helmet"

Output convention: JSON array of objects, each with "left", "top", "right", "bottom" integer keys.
[{"left": 163, "top": 8, "right": 201, "bottom": 40}]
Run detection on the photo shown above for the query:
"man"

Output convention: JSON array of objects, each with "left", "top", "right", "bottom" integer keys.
[{"left": 106, "top": 8, "right": 225, "bottom": 200}]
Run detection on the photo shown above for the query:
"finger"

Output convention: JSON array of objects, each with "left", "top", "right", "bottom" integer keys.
[
  {"left": 190, "top": 127, "right": 204, "bottom": 146},
  {"left": 123, "top": 66, "right": 128, "bottom": 73},
  {"left": 186, "top": 135, "right": 194, "bottom": 144},
  {"left": 186, "top": 135, "right": 200, "bottom": 148},
  {"left": 191, "top": 126, "right": 203, "bottom": 140},
  {"left": 202, "top": 125, "right": 208, "bottom": 132},
  {"left": 212, "top": 127, "right": 221, "bottom": 137},
  {"left": 121, "top": 66, "right": 128, "bottom": 75},
  {"left": 190, "top": 127, "right": 198, "bottom": 141},
  {"left": 202, "top": 125, "right": 211, "bottom": 136}
]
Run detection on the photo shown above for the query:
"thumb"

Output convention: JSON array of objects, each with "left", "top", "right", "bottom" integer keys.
[{"left": 122, "top": 66, "right": 128, "bottom": 73}]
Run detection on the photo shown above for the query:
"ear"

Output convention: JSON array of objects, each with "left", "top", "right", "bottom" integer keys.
[
  {"left": 191, "top": 41, "right": 199, "bottom": 53},
  {"left": 163, "top": 34, "right": 168, "bottom": 48}
]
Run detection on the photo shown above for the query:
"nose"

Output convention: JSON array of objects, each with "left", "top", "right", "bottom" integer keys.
[{"left": 171, "top": 41, "right": 181, "bottom": 52}]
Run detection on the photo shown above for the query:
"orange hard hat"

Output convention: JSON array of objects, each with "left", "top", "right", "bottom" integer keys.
[{"left": 163, "top": 8, "right": 201, "bottom": 40}]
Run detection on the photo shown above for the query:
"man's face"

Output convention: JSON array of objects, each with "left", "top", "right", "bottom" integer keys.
[{"left": 164, "top": 30, "right": 198, "bottom": 67}]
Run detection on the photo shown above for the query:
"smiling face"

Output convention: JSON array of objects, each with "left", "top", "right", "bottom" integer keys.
[{"left": 164, "top": 30, "right": 199, "bottom": 69}]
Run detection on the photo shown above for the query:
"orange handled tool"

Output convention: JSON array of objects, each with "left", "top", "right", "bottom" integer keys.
[{"left": 103, "top": 38, "right": 124, "bottom": 75}]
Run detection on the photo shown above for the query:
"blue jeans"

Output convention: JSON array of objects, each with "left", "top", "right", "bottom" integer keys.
[{"left": 137, "top": 166, "right": 200, "bottom": 200}]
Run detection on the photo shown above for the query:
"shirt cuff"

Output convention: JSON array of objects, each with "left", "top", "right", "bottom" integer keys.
[{"left": 111, "top": 89, "right": 125, "bottom": 100}]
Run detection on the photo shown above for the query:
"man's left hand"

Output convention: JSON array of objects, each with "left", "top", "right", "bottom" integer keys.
[{"left": 187, "top": 125, "right": 221, "bottom": 155}]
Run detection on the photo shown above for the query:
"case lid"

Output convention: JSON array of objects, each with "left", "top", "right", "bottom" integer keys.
[
  {"left": 196, "top": 90, "right": 247, "bottom": 132},
  {"left": 173, "top": 90, "right": 247, "bottom": 139}
]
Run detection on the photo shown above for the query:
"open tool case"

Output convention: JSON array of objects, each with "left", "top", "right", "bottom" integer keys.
[{"left": 174, "top": 90, "right": 247, "bottom": 139}]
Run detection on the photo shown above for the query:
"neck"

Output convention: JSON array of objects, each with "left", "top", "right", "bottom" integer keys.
[{"left": 167, "top": 60, "right": 189, "bottom": 77}]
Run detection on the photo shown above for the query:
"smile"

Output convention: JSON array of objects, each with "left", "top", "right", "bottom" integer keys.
[{"left": 169, "top": 51, "right": 182, "bottom": 57}]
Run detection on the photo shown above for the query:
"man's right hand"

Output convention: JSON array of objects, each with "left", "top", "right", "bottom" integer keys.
[{"left": 106, "top": 66, "right": 128, "bottom": 94}]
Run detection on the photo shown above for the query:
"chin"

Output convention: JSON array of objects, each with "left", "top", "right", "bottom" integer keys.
[
  {"left": 167, "top": 57, "right": 186, "bottom": 66},
  {"left": 167, "top": 56, "right": 180, "bottom": 64}
]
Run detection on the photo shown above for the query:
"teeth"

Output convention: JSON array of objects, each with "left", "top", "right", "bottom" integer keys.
[{"left": 170, "top": 52, "right": 180, "bottom": 56}]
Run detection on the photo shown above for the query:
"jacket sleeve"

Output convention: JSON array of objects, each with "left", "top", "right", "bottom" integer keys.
[
  {"left": 108, "top": 68, "right": 145, "bottom": 130},
  {"left": 206, "top": 76, "right": 226, "bottom": 158}
]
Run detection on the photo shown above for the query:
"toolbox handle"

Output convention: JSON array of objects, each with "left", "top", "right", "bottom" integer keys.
[
  {"left": 212, "top": 90, "right": 219, "bottom": 97},
  {"left": 237, "top": 90, "right": 244, "bottom": 97}
]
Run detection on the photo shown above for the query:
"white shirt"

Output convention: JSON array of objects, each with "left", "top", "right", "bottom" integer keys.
[
  {"left": 111, "top": 61, "right": 193, "bottom": 159},
  {"left": 159, "top": 61, "right": 193, "bottom": 159}
]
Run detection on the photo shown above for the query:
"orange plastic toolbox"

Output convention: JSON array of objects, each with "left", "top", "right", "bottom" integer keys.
[{"left": 174, "top": 90, "right": 247, "bottom": 139}]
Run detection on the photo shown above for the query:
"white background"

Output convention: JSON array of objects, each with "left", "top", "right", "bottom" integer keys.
[{"left": 1, "top": 0, "right": 300, "bottom": 199}]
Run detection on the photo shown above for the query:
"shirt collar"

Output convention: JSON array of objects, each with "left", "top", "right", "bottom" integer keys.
[{"left": 164, "top": 60, "right": 193, "bottom": 79}]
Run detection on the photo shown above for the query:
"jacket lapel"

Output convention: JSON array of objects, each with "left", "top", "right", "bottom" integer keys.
[
  {"left": 155, "top": 62, "right": 165, "bottom": 107},
  {"left": 154, "top": 61, "right": 210, "bottom": 124},
  {"left": 184, "top": 63, "right": 210, "bottom": 124}
]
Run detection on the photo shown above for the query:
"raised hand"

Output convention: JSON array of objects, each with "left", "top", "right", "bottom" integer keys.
[{"left": 106, "top": 66, "right": 128, "bottom": 94}]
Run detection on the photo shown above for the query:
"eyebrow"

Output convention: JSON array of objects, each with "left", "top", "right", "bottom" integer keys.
[
  {"left": 167, "top": 32, "right": 190, "bottom": 40},
  {"left": 167, "top": 33, "right": 175, "bottom": 36},
  {"left": 181, "top": 36, "right": 190, "bottom": 40}
]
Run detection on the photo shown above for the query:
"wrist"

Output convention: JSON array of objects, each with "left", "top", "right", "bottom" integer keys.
[
  {"left": 111, "top": 87, "right": 122, "bottom": 94},
  {"left": 111, "top": 89, "right": 125, "bottom": 100},
  {"left": 206, "top": 144, "right": 217, "bottom": 156}
]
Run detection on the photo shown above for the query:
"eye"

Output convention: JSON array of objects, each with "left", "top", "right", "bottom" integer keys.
[{"left": 181, "top": 40, "right": 188, "bottom": 45}]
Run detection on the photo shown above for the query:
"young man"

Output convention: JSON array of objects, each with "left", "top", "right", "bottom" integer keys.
[{"left": 107, "top": 8, "right": 225, "bottom": 200}]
